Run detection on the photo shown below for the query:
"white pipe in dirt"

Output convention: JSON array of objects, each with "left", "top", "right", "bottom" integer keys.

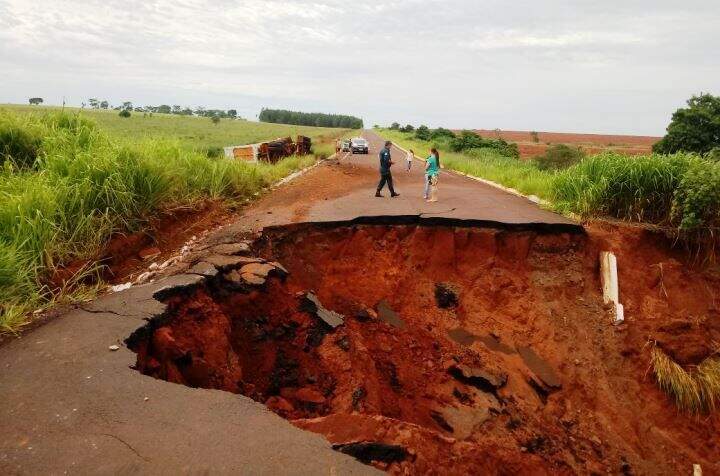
[
  {"left": 600, "top": 251, "right": 624, "bottom": 324},
  {"left": 694, "top": 464, "right": 702, "bottom": 476}
]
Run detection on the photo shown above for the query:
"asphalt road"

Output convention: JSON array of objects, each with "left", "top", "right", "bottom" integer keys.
[
  {"left": 0, "top": 130, "right": 579, "bottom": 475},
  {"left": 232, "top": 130, "right": 579, "bottom": 234}
]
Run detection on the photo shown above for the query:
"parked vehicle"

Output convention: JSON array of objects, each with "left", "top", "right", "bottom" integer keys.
[{"left": 351, "top": 137, "right": 369, "bottom": 154}]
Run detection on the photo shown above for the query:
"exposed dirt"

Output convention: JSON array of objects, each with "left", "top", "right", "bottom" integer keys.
[
  {"left": 47, "top": 200, "right": 235, "bottom": 292},
  {"left": 473, "top": 129, "right": 659, "bottom": 159},
  {"left": 128, "top": 223, "right": 720, "bottom": 474}
]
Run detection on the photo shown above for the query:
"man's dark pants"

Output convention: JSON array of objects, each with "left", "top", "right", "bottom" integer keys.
[{"left": 377, "top": 172, "right": 395, "bottom": 194}]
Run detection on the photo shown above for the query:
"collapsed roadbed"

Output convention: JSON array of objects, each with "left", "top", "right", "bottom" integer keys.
[{"left": 124, "top": 223, "right": 720, "bottom": 474}]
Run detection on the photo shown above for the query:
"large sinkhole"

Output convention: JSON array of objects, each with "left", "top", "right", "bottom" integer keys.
[{"left": 127, "top": 224, "right": 602, "bottom": 473}]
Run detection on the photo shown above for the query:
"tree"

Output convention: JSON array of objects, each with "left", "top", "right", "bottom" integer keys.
[
  {"left": 390, "top": 122, "right": 401, "bottom": 130},
  {"left": 119, "top": 109, "right": 131, "bottom": 118},
  {"left": 172, "top": 105, "right": 181, "bottom": 114},
  {"left": 415, "top": 125, "right": 431, "bottom": 141},
  {"left": 653, "top": 93, "right": 720, "bottom": 154},
  {"left": 157, "top": 105, "right": 171, "bottom": 114},
  {"left": 530, "top": 131, "right": 539, "bottom": 143},
  {"left": 211, "top": 115, "right": 220, "bottom": 125},
  {"left": 450, "top": 130, "right": 485, "bottom": 152},
  {"left": 534, "top": 144, "right": 585, "bottom": 170},
  {"left": 430, "top": 127, "right": 456, "bottom": 140},
  {"left": 100, "top": 100, "right": 109, "bottom": 109},
  {"left": 258, "top": 108, "right": 363, "bottom": 129},
  {"left": 88, "top": 98, "right": 99, "bottom": 109},
  {"left": 400, "top": 124, "right": 414, "bottom": 133},
  {"left": 28, "top": 97, "right": 43, "bottom": 105},
  {"left": 122, "top": 101, "right": 133, "bottom": 111},
  {"left": 227, "top": 109, "right": 237, "bottom": 119}
]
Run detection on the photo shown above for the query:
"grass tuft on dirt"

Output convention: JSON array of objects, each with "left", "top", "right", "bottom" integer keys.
[
  {"left": 651, "top": 346, "right": 720, "bottom": 413},
  {"left": 0, "top": 108, "right": 350, "bottom": 333}
]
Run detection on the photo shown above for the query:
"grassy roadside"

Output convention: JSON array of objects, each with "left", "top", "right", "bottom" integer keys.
[
  {"left": 379, "top": 128, "right": 720, "bottom": 257},
  {"left": 0, "top": 108, "right": 353, "bottom": 333},
  {"left": 2, "top": 105, "right": 350, "bottom": 156}
]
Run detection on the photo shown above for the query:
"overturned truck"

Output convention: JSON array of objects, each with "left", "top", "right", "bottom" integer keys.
[{"left": 224, "top": 135, "right": 312, "bottom": 163}]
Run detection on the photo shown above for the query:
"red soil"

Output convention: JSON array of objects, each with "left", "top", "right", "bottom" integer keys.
[
  {"left": 475, "top": 129, "right": 660, "bottom": 160},
  {"left": 130, "top": 224, "right": 720, "bottom": 474}
]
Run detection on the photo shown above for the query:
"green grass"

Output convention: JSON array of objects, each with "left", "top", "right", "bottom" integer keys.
[
  {"left": 1, "top": 107, "right": 352, "bottom": 333},
  {"left": 2, "top": 104, "right": 349, "bottom": 155},
  {"left": 553, "top": 152, "right": 720, "bottom": 255}
]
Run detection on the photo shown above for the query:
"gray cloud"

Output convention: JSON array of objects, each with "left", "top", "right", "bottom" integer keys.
[{"left": 1, "top": 0, "right": 718, "bottom": 134}]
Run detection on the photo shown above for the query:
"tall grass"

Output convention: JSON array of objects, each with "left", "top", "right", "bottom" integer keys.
[
  {"left": 553, "top": 152, "right": 720, "bottom": 255},
  {"left": 651, "top": 346, "right": 720, "bottom": 413},
  {"left": 0, "top": 110, "right": 329, "bottom": 332}
]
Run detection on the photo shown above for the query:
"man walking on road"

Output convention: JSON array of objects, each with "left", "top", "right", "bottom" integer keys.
[{"left": 376, "top": 141, "right": 399, "bottom": 197}]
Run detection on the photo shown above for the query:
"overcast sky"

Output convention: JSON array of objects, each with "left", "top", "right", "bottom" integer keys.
[{"left": 1, "top": 0, "right": 718, "bottom": 135}]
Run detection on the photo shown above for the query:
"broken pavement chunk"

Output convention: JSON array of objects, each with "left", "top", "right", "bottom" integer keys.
[
  {"left": 300, "top": 292, "right": 344, "bottom": 328},
  {"left": 241, "top": 262, "right": 288, "bottom": 279},
  {"left": 448, "top": 364, "right": 507, "bottom": 392},
  {"left": 448, "top": 327, "right": 478, "bottom": 346},
  {"left": 377, "top": 300, "right": 404, "bottom": 328},
  {"left": 332, "top": 441, "right": 408, "bottom": 465},
  {"left": 517, "top": 346, "right": 562, "bottom": 390},
  {"left": 203, "top": 254, "right": 258, "bottom": 270},
  {"left": 187, "top": 261, "right": 218, "bottom": 277},
  {"left": 436, "top": 404, "right": 494, "bottom": 439},
  {"left": 210, "top": 242, "right": 251, "bottom": 256}
]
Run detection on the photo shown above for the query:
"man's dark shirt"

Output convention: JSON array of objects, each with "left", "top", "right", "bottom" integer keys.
[{"left": 379, "top": 147, "right": 392, "bottom": 175}]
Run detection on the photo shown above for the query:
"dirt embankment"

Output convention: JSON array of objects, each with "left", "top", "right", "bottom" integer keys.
[{"left": 127, "top": 223, "right": 719, "bottom": 474}]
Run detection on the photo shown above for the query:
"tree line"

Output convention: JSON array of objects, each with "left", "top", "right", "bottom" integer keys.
[
  {"left": 27, "top": 97, "right": 240, "bottom": 119},
  {"left": 90, "top": 99, "right": 240, "bottom": 119},
  {"left": 259, "top": 108, "right": 363, "bottom": 129}
]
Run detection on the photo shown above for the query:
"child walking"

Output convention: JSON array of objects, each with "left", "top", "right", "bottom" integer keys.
[{"left": 406, "top": 149, "right": 414, "bottom": 171}]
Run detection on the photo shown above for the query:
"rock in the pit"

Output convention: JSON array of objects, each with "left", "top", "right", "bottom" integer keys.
[
  {"left": 355, "top": 308, "right": 378, "bottom": 322},
  {"left": 300, "top": 292, "right": 344, "bottom": 328},
  {"left": 223, "top": 261, "right": 287, "bottom": 288},
  {"left": 448, "top": 363, "right": 507, "bottom": 393},
  {"left": 108, "top": 345, "right": 120, "bottom": 351},
  {"left": 294, "top": 387, "right": 326, "bottom": 404},
  {"left": 335, "top": 335, "right": 351, "bottom": 351},
  {"left": 332, "top": 442, "right": 408, "bottom": 465},
  {"left": 435, "top": 282, "right": 460, "bottom": 308},
  {"left": 265, "top": 396, "right": 294, "bottom": 413}
]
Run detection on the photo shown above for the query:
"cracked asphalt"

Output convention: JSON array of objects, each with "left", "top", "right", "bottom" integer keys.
[{"left": 0, "top": 130, "right": 578, "bottom": 475}]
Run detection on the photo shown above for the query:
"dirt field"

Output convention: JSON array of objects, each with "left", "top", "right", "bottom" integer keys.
[{"left": 475, "top": 129, "right": 661, "bottom": 159}]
